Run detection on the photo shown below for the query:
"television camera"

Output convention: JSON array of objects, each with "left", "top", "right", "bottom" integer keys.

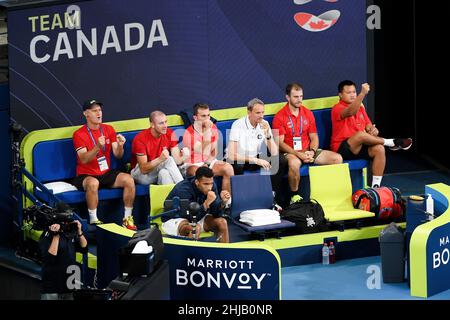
[{"left": 24, "top": 202, "right": 78, "bottom": 237}]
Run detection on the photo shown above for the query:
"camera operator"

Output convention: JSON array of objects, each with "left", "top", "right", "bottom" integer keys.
[{"left": 39, "top": 220, "right": 87, "bottom": 300}]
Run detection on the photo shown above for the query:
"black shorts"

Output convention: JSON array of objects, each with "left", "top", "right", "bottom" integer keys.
[
  {"left": 337, "top": 140, "right": 371, "bottom": 160},
  {"left": 72, "top": 169, "right": 123, "bottom": 191}
]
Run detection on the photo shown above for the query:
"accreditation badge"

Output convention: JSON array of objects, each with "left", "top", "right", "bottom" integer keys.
[
  {"left": 97, "top": 156, "right": 109, "bottom": 172},
  {"left": 293, "top": 137, "right": 302, "bottom": 151}
]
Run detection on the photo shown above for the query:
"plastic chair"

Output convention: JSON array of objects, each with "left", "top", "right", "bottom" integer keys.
[
  {"left": 149, "top": 184, "right": 176, "bottom": 228},
  {"left": 149, "top": 184, "right": 213, "bottom": 238},
  {"left": 309, "top": 163, "right": 375, "bottom": 222},
  {"left": 230, "top": 174, "right": 295, "bottom": 240}
]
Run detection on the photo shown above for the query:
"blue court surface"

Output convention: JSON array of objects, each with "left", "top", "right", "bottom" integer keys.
[{"left": 282, "top": 255, "right": 450, "bottom": 300}]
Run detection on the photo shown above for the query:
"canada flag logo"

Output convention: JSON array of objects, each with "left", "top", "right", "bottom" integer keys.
[{"left": 293, "top": 0, "right": 341, "bottom": 32}]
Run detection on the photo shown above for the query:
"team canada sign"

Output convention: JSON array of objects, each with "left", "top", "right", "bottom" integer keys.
[{"left": 28, "top": 12, "right": 168, "bottom": 64}]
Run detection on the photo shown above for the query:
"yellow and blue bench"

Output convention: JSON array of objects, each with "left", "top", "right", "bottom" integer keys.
[{"left": 20, "top": 97, "right": 368, "bottom": 223}]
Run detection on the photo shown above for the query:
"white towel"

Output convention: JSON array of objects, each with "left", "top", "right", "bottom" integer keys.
[
  {"left": 37, "top": 181, "right": 78, "bottom": 194},
  {"left": 239, "top": 209, "right": 281, "bottom": 226},
  {"left": 240, "top": 209, "right": 279, "bottom": 219}
]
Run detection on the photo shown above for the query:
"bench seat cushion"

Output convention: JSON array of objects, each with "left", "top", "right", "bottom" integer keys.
[
  {"left": 242, "top": 159, "right": 369, "bottom": 176},
  {"left": 233, "top": 219, "right": 296, "bottom": 233},
  {"left": 34, "top": 183, "right": 150, "bottom": 204}
]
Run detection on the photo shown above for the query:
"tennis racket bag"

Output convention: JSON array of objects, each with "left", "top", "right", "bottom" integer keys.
[{"left": 352, "top": 187, "right": 405, "bottom": 220}]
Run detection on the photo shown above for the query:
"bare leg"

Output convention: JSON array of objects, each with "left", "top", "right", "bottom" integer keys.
[
  {"left": 212, "top": 161, "right": 234, "bottom": 193},
  {"left": 347, "top": 131, "right": 385, "bottom": 154},
  {"left": 314, "top": 150, "right": 343, "bottom": 165},
  {"left": 83, "top": 177, "right": 100, "bottom": 210},
  {"left": 368, "top": 144, "right": 386, "bottom": 177},
  {"left": 112, "top": 173, "right": 135, "bottom": 208},
  {"left": 285, "top": 154, "right": 301, "bottom": 192},
  {"left": 204, "top": 215, "right": 229, "bottom": 243},
  {"left": 178, "top": 220, "right": 201, "bottom": 239}
]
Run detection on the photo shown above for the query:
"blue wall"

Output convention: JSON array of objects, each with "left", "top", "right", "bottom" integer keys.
[{"left": 7, "top": 0, "right": 367, "bottom": 131}]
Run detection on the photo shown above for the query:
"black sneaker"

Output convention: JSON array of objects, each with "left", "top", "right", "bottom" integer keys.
[{"left": 390, "top": 138, "right": 413, "bottom": 151}]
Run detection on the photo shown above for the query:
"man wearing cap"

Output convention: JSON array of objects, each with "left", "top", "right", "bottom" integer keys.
[
  {"left": 72, "top": 99, "right": 137, "bottom": 230},
  {"left": 272, "top": 83, "right": 343, "bottom": 204},
  {"left": 130, "top": 110, "right": 188, "bottom": 185}
]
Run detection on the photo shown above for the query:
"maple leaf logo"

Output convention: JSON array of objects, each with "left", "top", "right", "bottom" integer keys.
[
  {"left": 309, "top": 19, "right": 331, "bottom": 30},
  {"left": 293, "top": 0, "right": 341, "bottom": 32}
]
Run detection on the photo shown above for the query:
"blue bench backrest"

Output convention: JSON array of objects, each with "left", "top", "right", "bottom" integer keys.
[
  {"left": 215, "top": 109, "right": 332, "bottom": 150},
  {"left": 32, "top": 110, "right": 332, "bottom": 183}
]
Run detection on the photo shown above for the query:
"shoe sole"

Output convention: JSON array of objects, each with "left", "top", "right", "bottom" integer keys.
[
  {"left": 390, "top": 140, "right": 412, "bottom": 151},
  {"left": 401, "top": 142, "right": 412, "bottom": 150}
]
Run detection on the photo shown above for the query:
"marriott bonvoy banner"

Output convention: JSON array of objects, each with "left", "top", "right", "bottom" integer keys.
[
  {"left": 7, "top": 0, "right": 367, "bottom": 131},
  {"left": 164, "top": 241, "right": 281, "bottom": 300}
]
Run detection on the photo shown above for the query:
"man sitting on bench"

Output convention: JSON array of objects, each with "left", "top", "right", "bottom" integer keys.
[
  {"left": 182, "top": 103, "right": 234, "bottom": 194},
  {"left": 164, "top": 167, "right": 230, "bottom": 243},
  {"left": 273, "top": 83, "right": 343, "bottom": 204},
  {"left": 330, "top": 80, "right": 413, "bottom": 188},
  {"left": 226, "top": 98, "right": 286, "bottom": 205},
  {"left": 131, "top": 110, "right": 188, "bottom": 185},
  {"left": 72, "top": 99, "right": 136, "bottom": 230}
]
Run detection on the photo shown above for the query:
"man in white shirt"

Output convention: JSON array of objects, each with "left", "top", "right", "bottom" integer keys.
[{"left": 226, "top": 98, "right": 288, "bottom": 204}]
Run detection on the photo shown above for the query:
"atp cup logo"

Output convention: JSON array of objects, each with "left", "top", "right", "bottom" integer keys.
[{"left": 293, "top": 0, "right": 341, "bottom": 32}]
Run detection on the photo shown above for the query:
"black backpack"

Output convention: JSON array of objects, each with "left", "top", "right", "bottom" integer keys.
[{"left": 280, "top": 199, "right": 329, "bottom": 234}]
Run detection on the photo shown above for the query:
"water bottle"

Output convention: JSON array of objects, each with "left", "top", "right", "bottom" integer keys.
[
  {"left": 329, "top": 242, "right": 336, "bottom": 264},
  {"left": 322, "top": 243, "right": 329, "bottom": 265},
  {"left": 426, "top": 194, "right": 434, "bottom": 221}
]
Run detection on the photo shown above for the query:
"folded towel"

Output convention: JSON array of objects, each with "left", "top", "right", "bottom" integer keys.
[
  {"left": 239, "top": 209, "right": 281, "bottom": 226},
  {"left": 37, "top": 181, "right": 78, "bottom": 194},
  {"left": 239, "top": 217, "right": 281, "bottom": 226},
  {"left": 240, "top": 209, "right": 279, "bottom": 219}
]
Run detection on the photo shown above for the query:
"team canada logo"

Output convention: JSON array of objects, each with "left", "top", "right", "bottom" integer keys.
[{"left": 293, "top": 0, "right": 341, "bottom": 32}]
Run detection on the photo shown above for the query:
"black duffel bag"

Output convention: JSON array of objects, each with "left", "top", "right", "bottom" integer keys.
[{"left": 280, "top": 199, "right": 329, "bottom": 234}]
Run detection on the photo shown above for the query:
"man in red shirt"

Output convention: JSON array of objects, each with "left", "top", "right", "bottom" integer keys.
[
  {"left": 330, "top": 80, "right": 413, "bottom": 187},
  {"left": 273, "top": 83, "right": 342, "bottom": 204},
  {"left": 182, "top": 103, "right": 234, "bottom": 194},
  {"left": 72, "top": 99, "right": 136, "bottom": 230},
  {"left": 131, "top": 111, "right": 187, "bottom": 185}
]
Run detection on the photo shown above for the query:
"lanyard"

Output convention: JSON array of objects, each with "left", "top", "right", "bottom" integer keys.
[
  {"left": 87, "top": 125, "right": 105, "bottom": 153},
  {"left": 288, "top": 114, "right": 303, "bottom": 137}
]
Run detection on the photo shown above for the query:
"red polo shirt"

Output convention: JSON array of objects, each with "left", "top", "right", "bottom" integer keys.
[
  {"left": 182, "top": 124, "right": 219, "bottom": 163},
  {"left": 330, "top": 100, "right": 372, "bottom": 152},
  {"left": 272, "top": 103, "right": 317, "bottom": 151},
  {"left": 73, "top": 124, "right": 117, "bottom": 176},
  {"left": 131, "top": 128, "right": 179, "bottom": 169}
]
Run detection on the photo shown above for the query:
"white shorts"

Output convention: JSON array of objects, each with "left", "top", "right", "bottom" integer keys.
[
  {"left": 161, "top": 215, "right": 209, "bottom": 236},
  {"left": 188, "top": 158, "right": 218, "bottom": 170}
]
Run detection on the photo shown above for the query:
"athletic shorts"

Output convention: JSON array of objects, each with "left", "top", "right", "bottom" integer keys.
[
  {"left": 337, "top": 140, "right": 371, "bottom": 160},
  {"left": 161, "top": 215, "right": 209, "bottom": 236},
  {"left": 72, "top": 169, "right": 122, "bottom": 191}
]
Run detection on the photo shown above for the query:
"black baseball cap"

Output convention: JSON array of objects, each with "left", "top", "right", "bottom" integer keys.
[{"left": 82, "top": 99, "right": 103, "bottom": 111}]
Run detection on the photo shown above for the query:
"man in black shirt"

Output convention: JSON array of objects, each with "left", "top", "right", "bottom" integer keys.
[
  {"left": 39, "top": 220, "right": 87, "bottom": 300},
  {"left": 164, "top": 167, "right": 230, "bottom": 242}
]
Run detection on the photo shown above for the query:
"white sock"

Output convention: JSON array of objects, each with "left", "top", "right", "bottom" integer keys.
[
  {"left": 372, "top": 176, "right": 382, "bottom": 188},
  {"left": 124, "top": 207, "right": 133, "bottom": 218},
  {"left": 88, "top": 209, "right": 98, "bottom": 223},
  {"left": 383, "top": 139, "right": 394, "bottom": 147}
]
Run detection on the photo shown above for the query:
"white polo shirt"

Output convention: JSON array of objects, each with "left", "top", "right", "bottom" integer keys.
[{"left": 228, "top": 116, "right": 273, "bottom": 158}]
